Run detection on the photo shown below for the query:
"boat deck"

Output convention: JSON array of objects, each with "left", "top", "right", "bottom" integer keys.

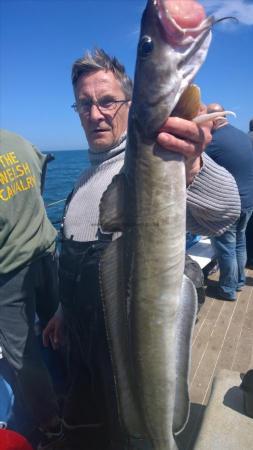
[{"left": 177, "top": 266, "right": 253, "bottom": 450}]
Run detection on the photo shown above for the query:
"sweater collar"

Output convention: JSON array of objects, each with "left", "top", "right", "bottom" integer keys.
[{"left": 88, "top": 133, "right": 126, "bottom": 166}]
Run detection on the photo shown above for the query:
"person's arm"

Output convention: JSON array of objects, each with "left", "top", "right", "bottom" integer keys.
[
  {"left": 156, "top": 117, "right": 241, "bottom": 235},
  {"left": 157, "top": 116, "right": 211, "bottom": 186},
  {"left": 186, "top": 153, "right": 241, "bottom": 236}
]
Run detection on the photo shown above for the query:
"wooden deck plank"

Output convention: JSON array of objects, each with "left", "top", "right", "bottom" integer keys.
[
  {"left": 248, "top": 277, "right": 253, "bottom": 369},
  {"left": 177, "top": 267, "right": 253, "bottom": 450},
  {"left": 209, "top": 287, "right": 252, "bottom": 370},
  {"left": 194, "top": 297, "right": 247, "bottom": 403},
  {"left": 190, "top": 302, "right": 235, "bottom": 404},
  {"left": 189, "top": 267, "right": 253, "bottom": 406},
  {"left": 231, "top": 280, "right": 253, "bottom": 372},
  {"left": 190, "top": 301, "right": 224, "bottom": 386}
]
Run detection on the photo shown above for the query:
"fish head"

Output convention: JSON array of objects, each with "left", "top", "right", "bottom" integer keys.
[{"left": 130, "top": 0, "right": 214, "bottom": 140}]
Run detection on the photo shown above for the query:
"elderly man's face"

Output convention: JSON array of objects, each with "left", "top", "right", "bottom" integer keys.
[{"left": 74, "top": 70, "right": 130, "bottom": 151}]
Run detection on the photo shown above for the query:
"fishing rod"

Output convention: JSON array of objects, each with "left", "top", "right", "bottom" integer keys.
[
  {"left": 44, "top": 198, "right": 67, "bottom": 225},
  {"left": 45, "top": 198, "right": 66, "bottom": 208}
]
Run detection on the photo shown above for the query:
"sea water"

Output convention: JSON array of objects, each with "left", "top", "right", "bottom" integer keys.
[{"left": 43, "top": 149, "right": 90, "bottom": 228}]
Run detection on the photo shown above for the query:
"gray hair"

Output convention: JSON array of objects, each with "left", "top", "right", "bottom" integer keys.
[
  {"left": 72, "top": 48, "right": 133, "bottom": 100},
  {"left": 207, "top": 103, "right": 228, "bottom": 129},
  {"left": 206, "top": 103, "right": 225, "bottom": 114}
]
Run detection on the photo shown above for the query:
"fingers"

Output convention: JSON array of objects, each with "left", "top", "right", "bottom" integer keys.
[
  {"left": 157, "top": 117, "right": 212, "bottom": 158},
  {"left": 159, "top": 116, "right": 211, "bottom": 141},
  {"left": 42, "top": 317, "right": 64, "bottom": 350},
  {"left": 50, "top": 332, "right": 60, "bottom": 350},
  {"left": 157, "top": 132, "right": 203, "bottom": 158},
  {"left": 42, "top": 326, "right": 51, "bottom": 347},
  {"left": 43, "top": 326, "right": 60, "bottom": 350}
]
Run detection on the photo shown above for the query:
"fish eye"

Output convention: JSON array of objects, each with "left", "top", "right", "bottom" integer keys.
[{"left": 139, "top": 36, "right": 154, "bottom": 57}]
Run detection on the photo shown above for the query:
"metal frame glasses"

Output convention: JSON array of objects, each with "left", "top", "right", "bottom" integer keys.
[{"left": 71, "top": 98, "right": 130, "bottom": 115}]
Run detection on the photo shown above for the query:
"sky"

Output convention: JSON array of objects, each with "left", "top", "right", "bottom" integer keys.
[{"left": 1, "top": 0, "right": 253, "bottom": 151}]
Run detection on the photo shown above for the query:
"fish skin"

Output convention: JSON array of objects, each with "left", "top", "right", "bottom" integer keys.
[{"left": 100, "top": 1, "right": 213, "bottom": 449}]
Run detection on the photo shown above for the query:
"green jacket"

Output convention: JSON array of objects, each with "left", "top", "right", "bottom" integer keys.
[{"left": 0, "top": 129, "right": 57, "bottom": 273}]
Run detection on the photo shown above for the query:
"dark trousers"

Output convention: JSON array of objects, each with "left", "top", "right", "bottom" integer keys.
[
  {"left": 0, "top": 253, "right": 59, "bottom": 428},
  {"left": 59, "top": 239, "right": 121, "bottom": 446},
  {"left": 59, "top": 238, "right": 206, "bottom": 449}
]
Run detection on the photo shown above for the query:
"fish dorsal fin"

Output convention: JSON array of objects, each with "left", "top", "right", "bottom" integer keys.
[
  {"left": 173, "top": 274, "right": 198, "bottom": 435},
  {"left": 100, "top": 235, "right": 147, "bottom": 438},
  {"left": 99, "top": 173, "right": 127, "bottom": 233}
]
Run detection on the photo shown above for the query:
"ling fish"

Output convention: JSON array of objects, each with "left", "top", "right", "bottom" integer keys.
[{"left": 99, "top": 1, "right": 214, "bottom": 449}]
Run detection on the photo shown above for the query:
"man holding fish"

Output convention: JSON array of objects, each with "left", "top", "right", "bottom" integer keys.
[{"left": 43, "top": 1, "right": 240, "bottom": 449}]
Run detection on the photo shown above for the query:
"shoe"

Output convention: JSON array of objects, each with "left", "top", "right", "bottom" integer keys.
[
  {"left": 246, "top": 259, "right": 253, "bottom": 269},
  {"left": 37, "top": 422, "right": 64, "bottom": 450},
  {"left": 240, "top": 369, "right": 253, "bottom": 418},
  {"left": 217, "top": 289, "right": 236, "bottom": 301},
  {"left": 236, "top": 286, "right": 244, "bottom": 292}
]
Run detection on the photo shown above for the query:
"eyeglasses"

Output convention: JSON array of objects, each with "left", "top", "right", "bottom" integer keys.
[{"left": 71, "top": 98, "right": 130, "bottom": 115}]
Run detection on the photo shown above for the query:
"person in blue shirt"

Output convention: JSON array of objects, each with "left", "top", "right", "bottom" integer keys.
[
  {"left": 206, "top": 104, "right": 253, "bottom": 300},
  {"left": 246, "top": 119, "right": 253, "bottom": 268},
  {"left": 249, "top": 119, "right": 253, "bottom": 146}
]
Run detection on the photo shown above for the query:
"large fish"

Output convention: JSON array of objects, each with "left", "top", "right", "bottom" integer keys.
[{"left": 99, "top": 1, "right": 213, "bottom": 449}]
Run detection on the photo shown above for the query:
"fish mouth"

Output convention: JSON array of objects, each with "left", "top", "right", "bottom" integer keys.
[
  {"left": 153, "top": 0, "right": 213, "bottom": 46},
  {"left": 151, "top": 0, "right": 213, "bottom": 120},
  {"left": 133, "top": 0, "right": 214, "bottom": 136}
]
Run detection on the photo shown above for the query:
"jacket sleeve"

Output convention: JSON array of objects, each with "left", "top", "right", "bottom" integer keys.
[{"left": 186, "top": 153, "right": 241, "bottom": 236}]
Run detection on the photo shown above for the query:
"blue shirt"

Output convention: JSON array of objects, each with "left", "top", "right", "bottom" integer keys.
[{"left": 206, "top": 124, "right": 253, "bottom": 209}]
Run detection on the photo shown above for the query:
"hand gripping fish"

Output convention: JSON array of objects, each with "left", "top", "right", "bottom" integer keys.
[{"left": 99, "top": 1, "right": 213, "bottom": 449}]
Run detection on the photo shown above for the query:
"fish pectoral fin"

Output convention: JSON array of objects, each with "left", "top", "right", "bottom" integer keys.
[
  {"left": 100, "top": 235, "right": 146, "bottom": 437},
  {"left": 173, "top": 274, "right": 198, "bottom": 435},
  {"left": 171, "top": 84, "right": 201, "bottom": 120},
  {"left": 99, "top": 173, "right": 127, "bottom": 233}
]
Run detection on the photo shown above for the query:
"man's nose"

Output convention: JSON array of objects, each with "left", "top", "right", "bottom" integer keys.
[{"left": 89, "top": 103, "right": 104, "bottom": 120}]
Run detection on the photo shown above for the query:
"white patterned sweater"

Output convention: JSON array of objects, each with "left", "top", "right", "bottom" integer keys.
[{"left": 64, "top": 137, "right": 240, "bottom": 242}]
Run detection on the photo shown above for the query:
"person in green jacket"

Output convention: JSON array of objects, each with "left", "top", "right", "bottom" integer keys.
[{"left": 0, "top": 129, "right": 62, "bottom": 449}]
